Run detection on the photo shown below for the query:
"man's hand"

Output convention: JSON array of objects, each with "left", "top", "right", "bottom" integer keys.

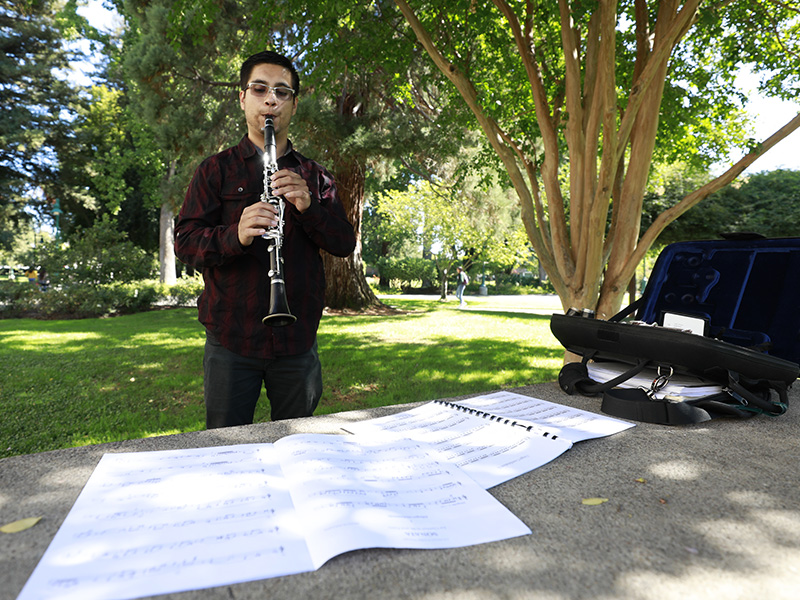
[
  {"left": 238, "top": 202, "right": 279, "bottom": 247},
  {"left": 271, "top": 169, "right": 312, "bottom": 213}
]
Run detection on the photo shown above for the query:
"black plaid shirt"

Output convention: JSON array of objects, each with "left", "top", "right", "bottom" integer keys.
[{"left": 175, "top": 136, "right": 355, "bottom": 358}]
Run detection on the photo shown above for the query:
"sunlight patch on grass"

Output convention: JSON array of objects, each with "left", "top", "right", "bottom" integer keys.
[
  {"left": 414, "top": 368, "right": 448, "bottom": 380},
  {"left": 134, "top": 361, "right": 168, "bottom": 372},
  {"left": 128, "top": 333, "right": 203, "bottom": 349},
  {"left": 1, "top": 330, "right": 104, "bottom": 348},
  {"left": 350, "top": 382, "right": 381, "bottom": 394},
  {"left": 143, "top": 428, "right": 193, "bottom": 439}
]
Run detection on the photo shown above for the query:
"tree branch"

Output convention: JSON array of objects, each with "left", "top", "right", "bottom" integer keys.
[
  {"left": 558, "top": 0, "right": 587, "bottom": 258},
  {"left": 606, "top": 0, "right": 679, "bottom": 281},
  {"left": 630, "top": 112, "right": 800, "bottom": 285},
  {"left": 395, "top": 0, "right": 561, "bottom": 281},
  {"left": 496, "top": 127, "right": 552, "bottom": 243},
  {"left": 615, "top": 0, "right": 702, "bottom": 167},
  {"left": 758, "top": 0, "right": 800, "bottom": 60},
  {"left": 573, "top": 0, "right": 618, "bottom": 299},
  {"left": 491, "top": 0, "right": 570, "bottom": 277},
  {"left": 180, "top": 68, "right": 238, "bottom": 89}
]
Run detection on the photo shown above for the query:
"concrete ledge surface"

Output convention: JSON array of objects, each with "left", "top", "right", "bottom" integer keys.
[{"left": 2, "top": 382, "right": 799, "bottom": 600}]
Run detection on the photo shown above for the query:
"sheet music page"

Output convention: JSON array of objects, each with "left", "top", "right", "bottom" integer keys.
[
  {"left": 273, "top": 433, "right": 532, "bottom": 569},
  {"left": 455, "top": 391, "right": 635, "bottom": 442},
  {"left": 17, "top": 444, "right": 314, "bottom": 600},
  {"left": 17, "top": 436, "right": 532, "bottom": 600},
  {"left": 343, "top": 402, "right": 573, "bottom": 489}
]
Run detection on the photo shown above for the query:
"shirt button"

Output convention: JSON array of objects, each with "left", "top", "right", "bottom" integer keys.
[{"left": 238, "top": 187, "right": 244, "bottom": 193}]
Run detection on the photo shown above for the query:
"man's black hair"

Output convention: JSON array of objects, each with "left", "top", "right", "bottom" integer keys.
[{"left": 239, "top": 50, "right": 300, "bottom": 95}]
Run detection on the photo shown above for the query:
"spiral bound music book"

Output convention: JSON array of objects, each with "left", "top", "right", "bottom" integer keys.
[{"left": 345, "top": 391, "right": 635, "bottom": 489}]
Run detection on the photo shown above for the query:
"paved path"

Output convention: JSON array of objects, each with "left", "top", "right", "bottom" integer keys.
[{"left": 379, "top": 293, "right": 566, "bottom": 315}]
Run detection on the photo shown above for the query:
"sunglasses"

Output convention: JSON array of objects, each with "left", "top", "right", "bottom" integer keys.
[{"left": 244, "top": 83, "right": 296, "bottom": 102}]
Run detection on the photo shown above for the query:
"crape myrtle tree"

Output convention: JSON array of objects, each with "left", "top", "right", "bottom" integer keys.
[{"left": 394, "top": 0, "right": 800, "bottom": 318}]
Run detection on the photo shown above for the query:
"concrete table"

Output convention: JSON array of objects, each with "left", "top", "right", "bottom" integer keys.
[{"left": 3, "top": 382, "right": 799, "bottom": 599}]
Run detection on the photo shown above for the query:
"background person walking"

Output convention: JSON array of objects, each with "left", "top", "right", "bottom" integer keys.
[{"left": 456, "top": 266, "right": 469, "bottom": 308}]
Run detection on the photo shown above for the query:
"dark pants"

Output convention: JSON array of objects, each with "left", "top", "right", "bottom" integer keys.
[{"left": 203, "top": 331, "right": 322, "bottom": 428}]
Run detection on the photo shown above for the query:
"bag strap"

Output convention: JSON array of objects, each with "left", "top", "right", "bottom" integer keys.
[
  {"left": 725, "top": 371, "right": 788, "bottom": 416},
  {"left": 558, "top": 355, "right": 650, "bottom": 396},
  {"left": 600, "top": 371, "right": 789, "bottom": 425},
  {"left": 608, "top": 296, "right": 645, "bottom": 322},
  {"left": 601, "top": 388, "right": 714, "bottom": 425}
]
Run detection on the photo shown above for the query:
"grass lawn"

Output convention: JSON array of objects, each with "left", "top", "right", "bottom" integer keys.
[{"left": 0, "top": 297, "right": 564, "bottom": 459}]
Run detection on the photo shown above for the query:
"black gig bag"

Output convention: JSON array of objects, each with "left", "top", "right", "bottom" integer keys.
[{"left": 550, "top": 237, "right": 800, "bottom": 424}]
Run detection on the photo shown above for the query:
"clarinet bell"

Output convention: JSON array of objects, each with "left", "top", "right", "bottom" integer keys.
[{"left": 263, "top": 280, "right": 296, "bottom": 326}]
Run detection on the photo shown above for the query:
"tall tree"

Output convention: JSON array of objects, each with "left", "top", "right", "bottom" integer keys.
[
  {"left": 394, "top": 0, "right": 800, "bottom": 318},
  {"left": 0, "top": 0, "right": 88, "bottom": 247},
  {"left": 113, "top": 0, "right": 248, "bottom": 283},
  {"left": 43, "top": 80, "right": 166, "bottom": 251},
  {"left": 239, "top": 0, "right": 465, "bottom": 309},
  {"left": 282, "top": 1, "right": 506, "bottom": 309}
]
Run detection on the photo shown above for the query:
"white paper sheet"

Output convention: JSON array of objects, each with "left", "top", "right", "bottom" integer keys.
[
  {"left": 274, "top": 434, "right": 532, "bottom": 568},
  {"left": 17, "top": 444, "right": 311, "bottom": 600},
  {"left": 18, "top": 436, "right": 531, "bottom": 600},
  {"left": 586, "top": 362, "right": 723, "bottom": 399},
  {"left": 344, "top": 400, "right": 574, "bottom": 489}
]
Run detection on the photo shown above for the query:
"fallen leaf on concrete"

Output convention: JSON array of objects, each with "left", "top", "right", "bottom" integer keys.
[
  {"left": 635, "top": 478, "right": 647, "bottom": 483},
  {"left": 1, "top": 516, "right": 42, "bottom": 533},
  {"left": 581, "top": 497, "right": 609, "bottom": 506}
]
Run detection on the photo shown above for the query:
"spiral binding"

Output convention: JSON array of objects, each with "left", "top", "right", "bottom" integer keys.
[{"left": 433, "top": 400, "right": 559, "bottom": 439}]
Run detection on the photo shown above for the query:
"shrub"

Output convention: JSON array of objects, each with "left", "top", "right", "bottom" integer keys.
[
  {"left": 37, "top": 216, "right": 157, "bottom": 287},
  {"left": 158, "top": 278, "right": 205, "bottom": 306},
  {"left": 377, "top": 257, "right": 438, "bottom": 289},
  {"left": 0, "top": 278, "right": 204, "bottom": 319},
  {"left": 0, "top": 281, "right": 39, "bottom": 317},
  {"left": 0, "top": 216, "right": 206, "bottom": 319}
]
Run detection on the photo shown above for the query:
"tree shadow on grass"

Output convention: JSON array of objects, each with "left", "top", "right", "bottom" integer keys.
[
  {"left": 316, "top": 311, "right": 563, "bottom": 414},
  {"left": 0, "top": 308, "right": 565, "bottom": 456}
]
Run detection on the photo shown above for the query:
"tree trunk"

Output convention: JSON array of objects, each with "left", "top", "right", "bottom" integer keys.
[
  {"left": 159, "top": 161, "right": 177, "bottom": 285},
  {"left": 159, "top": 201, "right": 176, "bottom": 284},
  {"left": 378, "top": 240, "right": 390, "bottom": 289},
  {"left": 325, "top": 157, "right": 384, "bottom": 310}
]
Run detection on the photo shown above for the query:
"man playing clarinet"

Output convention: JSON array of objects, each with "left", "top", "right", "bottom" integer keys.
[{"left": 175, "top": 50, "right": 355, "bottom": 428}]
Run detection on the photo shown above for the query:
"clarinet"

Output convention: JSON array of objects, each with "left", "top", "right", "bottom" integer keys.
[{"left": 260, "top": 117, "right": 296, "bottom": 326}]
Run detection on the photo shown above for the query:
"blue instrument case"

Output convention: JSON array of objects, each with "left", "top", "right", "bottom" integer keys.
[{"left": 550, "top": 236, "right": 800, "bottom": 423}]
